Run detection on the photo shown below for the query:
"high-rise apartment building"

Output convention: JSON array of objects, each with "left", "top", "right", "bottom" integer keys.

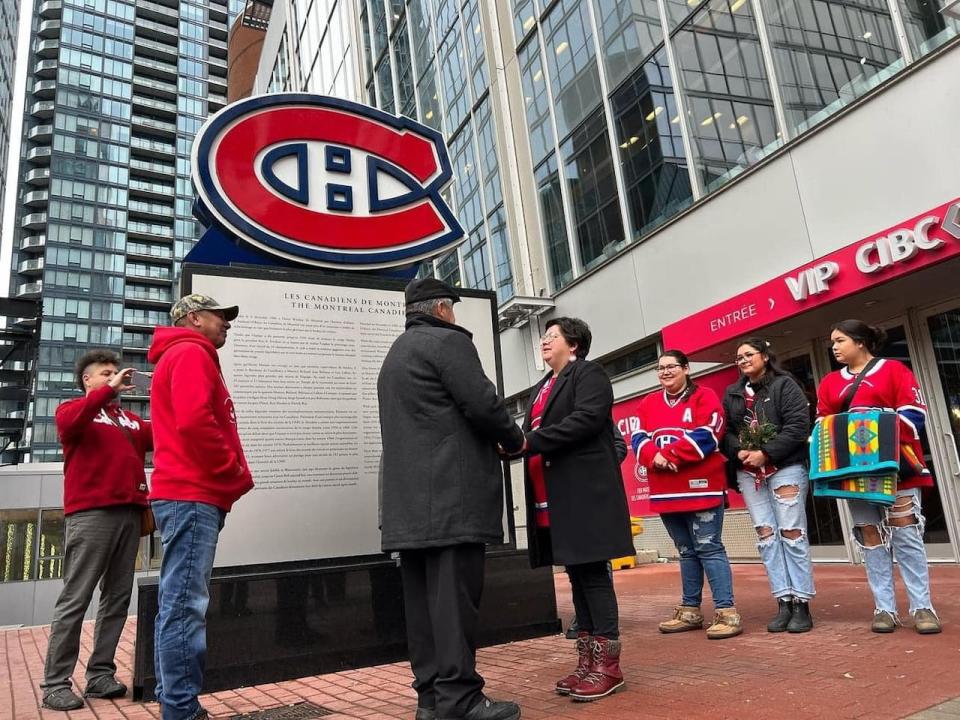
[
  {"left": 0, "top": 0, "right": 19, "bottom": 232},
  {"left": 10, "top": 0, "right": 233, "bottom": 460}
]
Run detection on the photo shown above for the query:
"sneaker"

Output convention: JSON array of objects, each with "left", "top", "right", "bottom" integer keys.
[
  {"left": 913, "top": 608, "right": 942, "bottom": 635},
  {"left": 706, "top": 608, "right": 743, "bottom": 639},
  {"left": 42, "top": 688, "right": 84, "bottom": 711},
  {"left": 871, "top": 610, "right": 897, "bottom": 633},
  {"left": 84, "top": 675, "right": 127, "bottom": 699},
  {"left": 658, "top": 605, "right": 703, "bottom": 633}
]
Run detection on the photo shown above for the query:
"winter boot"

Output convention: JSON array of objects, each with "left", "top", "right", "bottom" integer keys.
[
  {"left": 706, "top": 608, "right": 743, "bottom": 639},
  {"left": 568, "top": 636, "right": 625, "bottom": 702},
  {"left": 658, "top": 605, "right": 703, "bottom": 633},
  {"left": 787, "top": 600, "right": 813, "bottom": 633},
  {"left": 767, "top": 597, "right": 793, "bottom": 633},
  {"left": 556, "top": 633, "right": 592, "bottom": 695}
]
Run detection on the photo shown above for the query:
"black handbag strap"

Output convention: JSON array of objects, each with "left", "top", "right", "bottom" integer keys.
[{"left": 840, "top": 357, "right": 880, "bottom": 413}]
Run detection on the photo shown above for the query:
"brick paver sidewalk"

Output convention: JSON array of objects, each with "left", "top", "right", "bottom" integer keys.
[{"left": 3, "top": 564, "right": 960, "bottom": 719}]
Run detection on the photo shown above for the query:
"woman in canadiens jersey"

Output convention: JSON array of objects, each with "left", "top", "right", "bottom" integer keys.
[
  {"left": 631, "top": 350, "right": 741, "bottom": 640},
  {"left": 721, "top": 338, "right": 814, "bottom": 634},
  {"left": 817, "top": 320, "right": 940, "bottom": 634},
  {"left": 521, "top": 317, "right": 634, "bottom": 702}
]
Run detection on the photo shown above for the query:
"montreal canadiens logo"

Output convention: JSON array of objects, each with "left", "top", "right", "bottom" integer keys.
[{"left": 192, "top": 93, "right": 464, "bottom": 269}]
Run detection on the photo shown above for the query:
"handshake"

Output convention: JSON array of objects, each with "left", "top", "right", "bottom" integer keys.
[{"left": 497, "top": 436, "right": 528, "bottom": 460}]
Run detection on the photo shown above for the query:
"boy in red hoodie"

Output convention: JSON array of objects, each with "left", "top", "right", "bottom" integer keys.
[
  {"left": 41, "top": 350, "right": 151, "bottom": 712},
  {"left": 148, "top": 294, "right": 252, "bottom": 720}
]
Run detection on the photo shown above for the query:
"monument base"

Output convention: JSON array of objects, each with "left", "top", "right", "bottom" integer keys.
[{"left": 133, "top": 549, "right": 559, "bottom": 701}]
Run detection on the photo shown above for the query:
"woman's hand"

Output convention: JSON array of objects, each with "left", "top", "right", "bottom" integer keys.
[
  {"left": 741, "top": 450, "right": 766, "bottom": 468},
  {"left": 652, "top": 452, "right": 677, "bottom": 472}
]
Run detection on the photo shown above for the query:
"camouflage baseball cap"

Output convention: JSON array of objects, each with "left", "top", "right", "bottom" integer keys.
[{"left": 170, "top": 293, "right": 239, "bottom": 323}]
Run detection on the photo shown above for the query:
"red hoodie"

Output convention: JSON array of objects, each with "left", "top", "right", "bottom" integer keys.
[
  {"left": 56, "top": 384, "right": 151, "bottom": 515},
  {"left": 147, "top": 326, "right": 253, "bottom": 511}
]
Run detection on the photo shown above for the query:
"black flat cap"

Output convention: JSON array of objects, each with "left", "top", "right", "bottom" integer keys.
[{"left": 404, "top": 277, "right": 461, "bottom": 305}]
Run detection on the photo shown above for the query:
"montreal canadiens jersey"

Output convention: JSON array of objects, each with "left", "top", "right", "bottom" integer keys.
[
  {"left": 631, "top": 385, "right": 728, "bottom": 513},
  {"left": 816, "top": 358, "right": 932, "bottom": 490}
]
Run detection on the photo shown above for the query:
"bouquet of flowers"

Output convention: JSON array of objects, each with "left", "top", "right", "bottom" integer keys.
[{"left": 738, "top": 410, "right": 778, "bottom": 489}]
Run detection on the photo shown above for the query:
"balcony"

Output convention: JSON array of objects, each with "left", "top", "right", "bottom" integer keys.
[
  {"left": 208, "top": 3, "right": 227, "bottom": 22},
  {"left": 133, "top": 54, "right": 177, "bottom": 81},
  {"left": 35, "top": 39, "right": 58, "bottom": 58},
  {"left": 129, "top": 157, "right": 175, "bottom": 180},
  {"left": 208, "top": 73, "right": 227, "bottom": 89},
  {"left": 127, "top": 242, "right": 173, "bottom": 261},
  {"left": 129, "top": 178, "right": 175, "bottom": 200},
  {"left": 131, "top": 114, "right": 176, "bottom": 137},
  {"left": 125, "top": 286, "right": 173, "bottom": 304},
  {"left": 208, "top": 37, "right": 228, "bottom": 52},
  {"left": 132, "top": 74, "right": 177, "bottom": 100},
  {"left": 18, "top": 258, "right": 44, "bottom": 276},
  {"left": 31, "top": 79, "right": 56, "bottom": 99},
  {"left": 28, "top": 124, "right": 52, "bottom": 142},
  {"left": 30, "top": 100, "right": 55, "bottom": 119},
  {"left": 209, "top": 94, "right": 227, "bottom": 111},
  {"left": 39, "top": 19, "right": 60, "bottom": 38},
  {"left": 26, "top": 146, "right": 52, "bottom": 164},
  {"left": 23, "top": 190, "right": 49, "bottom": 207},
  {"left": 135, "top": 36, "right": 178, "bottom": 63},
  {"left": 138, "top": 0, "right": 177, "bottom": 22},
  {"left": 122, "top": 331, "right": 153, "bottom": 349},
  {"left": 21, "top": 213, "right": 47, "bottom": 230},
  {"left": 25, "top": 168, "right": 50, "bottom": 185},
  {"left": 39, "top": 0, "right": 62, "bottom": 17},
  {"left": 16, "top": 282, "right": 43, "bottom": 299},
  {"left": 132, "top": 94, "right": 177, "bottom": 118},
  {"left": 33, "top": 58, "right": 57, "bottom": 78},
  {"left": 208, "top": 56, "right": 227, "bottom": 71},
  {"left": 20, "top": 235, "right": 46, "bottom": 253},
  {"left": 130, "top": 135, "right": 175, "bottom": 159},
  {"left": 128, "top": 220, "right": 174, "bottom": 240},
  {"left": 125, "top": 265, "right": 171, "bottom": 283},
  {"left": 137, "top": 17, "right": 178, "bottom": 44},
  {"left": 128, "top": 198, "right": 174, "bottom": 218}
]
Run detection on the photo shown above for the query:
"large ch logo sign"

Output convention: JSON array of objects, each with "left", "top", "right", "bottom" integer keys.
[{"left": 192, "top": 94, "right": 464, "bottom": 269}]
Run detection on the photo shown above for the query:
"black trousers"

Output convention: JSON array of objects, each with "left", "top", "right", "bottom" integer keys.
[
  {"left": 566, "top": 561, "right": 620, "bottom": 639},
  {"left": 399, "top": 544, "right": 486, "bottom": 718}
]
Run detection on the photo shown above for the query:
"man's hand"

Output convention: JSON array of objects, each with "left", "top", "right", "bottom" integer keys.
[
  {"left": 109, "top": 368, "right": 137, "bottom": 395},
  {"left": 497, "top": 437, "right": 527, "bottom": 459}
]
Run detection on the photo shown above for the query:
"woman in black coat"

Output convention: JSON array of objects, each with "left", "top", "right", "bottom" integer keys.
[{"left": 521, "top": 317, "right": 633, "bottom": 703}]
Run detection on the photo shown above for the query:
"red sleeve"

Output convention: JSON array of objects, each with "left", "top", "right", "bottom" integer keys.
[
  {"left": 661, "top": 388, "right": 725, "bottom": 467},
  {"left": 634, "top": 397, "right": 660, "bottom": 468},
  {"left": 892, "top": 362, "right": 926, "bottom": 440},
  {"left": 55, "top": 385, "right": 116, "bottom": 443},
  {"left": 168, "top": 347, "right": 242, "bottom": 479},
  {"left": 815, "top": 374, "right": 840, "bottom": 419}
]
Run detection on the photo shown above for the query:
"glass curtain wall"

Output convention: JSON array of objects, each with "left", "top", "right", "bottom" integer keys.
[
  {"left": 360, "top": 0, "right": 516, "bottom": 304},
  {"left": 510, "top": 0, "right": 949, "bottom": 292}
]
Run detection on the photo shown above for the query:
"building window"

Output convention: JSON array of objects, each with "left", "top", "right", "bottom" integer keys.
[
  {"left": 592, "top": 0, "right": 663, "bottom": 90},
  {"left": 560, "top": 108, "right": 624, "bottom": 271},
  {"left": 611, "top": 48, "right": 693, "bottom": 240},
  {"left": 535, "top": 154, "right": 573, "bottom": 289},
  {"left": 764, "top": 0, "right": 905, "bottom": 135},
  {"left": 375, "top": 56, "right": 395, "bottom": 113},
  {"left": 37, "top": 510, "right": 65, "bottom": 580},
  {"left": 671, "top": 0, "right": 781, "bottom": 193},
  {"left": 0, "top": 509, "right": 37, "bottom": 582},
  {"left": 511, "top": 0, "right": 538, "bottom": 45},
  {"left": 598, "top": 339, "right": 660, "bottom": 378},
  {"left": 439, "top": 26, "right": 468, "bottom": 132},
  {"left": 899, "top": 0, "right": 960, "bottom": 57},
  {"left": 436, "top": 248, "right": 461, "bottom": 287},
  {"left": 518, "top": 35, "right": 555, "bottom": 166},
  {"left": 393, "top": 18, "right": 416, "bottom": 117}
]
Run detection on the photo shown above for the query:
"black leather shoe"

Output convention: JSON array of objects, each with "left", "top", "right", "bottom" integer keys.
[
  {"left": 84, "top": 675, "right": 127, "bottom": 699},
  {"left": 767, "top": 597, "right": 793, "bottom": 633},
  {"left": 43, "top": 688, "right": 84, "bottom": 711},
  {"left": 416, "top": 708, "right": 437, "bottom": 720},
  {"left": 787, "top": 600, "right": 813, "bottom": 633},
  {"left": 441, "top": 695, "right": 521, "bottom": 720}
]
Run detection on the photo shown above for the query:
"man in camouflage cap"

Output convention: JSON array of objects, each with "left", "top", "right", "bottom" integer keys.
[{"left": 147, "top": 292, "right": 252, "bottom": 720}]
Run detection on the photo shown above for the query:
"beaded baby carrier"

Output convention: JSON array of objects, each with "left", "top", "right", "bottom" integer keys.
[{"left": 810, "top": 359, "right": 899, "bottom": 506}]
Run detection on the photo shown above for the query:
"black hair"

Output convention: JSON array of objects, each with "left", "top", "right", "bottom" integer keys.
[
  {"left": 75, "top": 349, "right": 120, "bottom": 390},
  {"left": 659, "top": 349, "right": 697, "bottom": 402},
  {"left": 735, "top": 337, "right": 793, "bottom": 379},
  {"left": 830, "top": 319, "right": 887, "bottom": 355},
  {"left": 545, "top": 317, "right": 592, "bottom": 359}
]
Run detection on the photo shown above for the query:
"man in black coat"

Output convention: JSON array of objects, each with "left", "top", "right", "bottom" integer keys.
[{"left": 378, "top": 278, "right": 525, "bottom": 720}]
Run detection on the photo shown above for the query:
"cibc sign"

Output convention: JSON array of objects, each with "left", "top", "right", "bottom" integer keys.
[
  {"left": 662, "top": 198, "right": 960, "bottom": 354},
  {"left": 191, "top": 94, "right": 464, "bottom": 269}
]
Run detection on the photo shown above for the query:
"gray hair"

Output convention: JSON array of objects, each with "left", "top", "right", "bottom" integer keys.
[{"left": 406, "top": 298, "right": 453, "bottom": 317}]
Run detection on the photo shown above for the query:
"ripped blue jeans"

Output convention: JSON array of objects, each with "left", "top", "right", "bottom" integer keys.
[
  {"left": 737, "top": 464, "right": 815, "bottom": 600},
  {"left": 661, "top": 505, "right": 735, "bottom": 608},
  {"left": 849, "top": 487, "right": 934, "bottom": 616}
]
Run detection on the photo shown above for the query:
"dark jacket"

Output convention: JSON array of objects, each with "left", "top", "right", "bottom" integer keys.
[
  {"left": 721, "top": 373, "right": 811, "bottom": 474},
  {"left": 522, "top": 360, "right": 634, "bottom": 568},
  {"left": 378, "top": 313, "right": 524, "bottom": 551}
]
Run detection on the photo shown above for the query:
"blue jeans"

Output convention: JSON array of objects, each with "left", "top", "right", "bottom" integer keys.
[
  {"left": 661, "top": 505, "right": 735, "bottom": 608},
  {"left": 737, "top": 464, "right": 816, "bottom": 600},
  {"left": 849, "top": 487, "right": 934, "bottom": 616},
  {"left": 152, "top": 501, "right": 225, "bottom": 720}
]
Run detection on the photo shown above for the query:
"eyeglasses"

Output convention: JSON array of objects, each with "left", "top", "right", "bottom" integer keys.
[
  {"left": 656, "top": 363, "right": 683, "bottom": 374},
  {"left": 735, "top": 351, "right": 760, "bottom": 364},
  {"left": 540, "top": 333, "right": 562, "bottom": 343}
]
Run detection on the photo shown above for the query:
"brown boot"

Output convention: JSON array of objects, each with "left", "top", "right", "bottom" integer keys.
[
  {"left": 569, "top": 636, "right": 625, "bottom": 702},
  {"left": 706, "top": 608, "right": 743, "bottom": 639},
  {"left": 555, "top": 632, "right": 592, "bottom": 695},
  {"left": 658, "top": 605, "right": 704, "bottom": 633}
]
